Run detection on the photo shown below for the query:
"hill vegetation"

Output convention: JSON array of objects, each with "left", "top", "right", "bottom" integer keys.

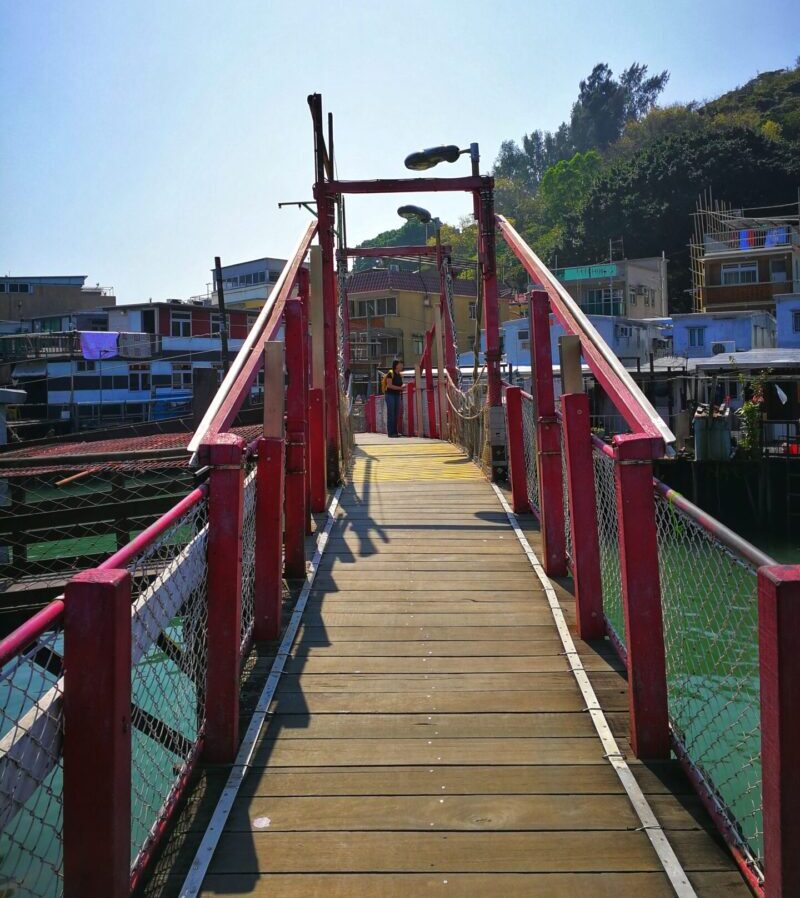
[{"left": 354, "top": 60, "right": 800, "bottom": 312}]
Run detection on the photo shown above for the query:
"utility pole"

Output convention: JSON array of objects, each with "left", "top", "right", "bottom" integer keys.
[{"left": 214, "top": 257, "right": 230, "bottom": 376}]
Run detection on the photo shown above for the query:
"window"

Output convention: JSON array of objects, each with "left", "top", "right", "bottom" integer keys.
[
  {"left": 171, "top": 311, "right": 191, "bottom": 337},
  {"left": 770, "top": 259, "right": 788, "bottom": 283},
  {"left": 6, "top": 283, "right": 31, "bottom": 293},
  {"left": 721, "top": 262, "right": 758, "bottom": 286},
  {"left": 629, "top": 288, "right": 636, "bottom": 306},
  {"left": 268, "top": 270, "right": 280, "bottom": 283},
  {"left": 76, "top": 360, "right": 96, "bottom": 373},
  {"left": 172, "top": 363, "right": 193, "bottom": 390},
  {"left": 468, "top": 302, "right": 477, "bottom": 320},
  {"left": 129, "top": 364, "right": 151, "bottom": 392},
  {"left": 247, "top": 312, "right": 258, "bottom": 332},
  {"left": 412, "top": 334, "right": 424, "bottom": 356},
  {"left": 583, "top": 287, "right": 623, "bottom": 315},
  {"left": 350, "top": 297, "right": 397, "bottom": 318},
  {"left": 792, "top": 311, "right": 800, "bottom": 334},
  {"left": 688, "top": 326, "right": 706, "bottom": 348},
  {"left": 615, "top": 325, "right": 632, "bottom": 341},
  {"left": 211, "top": 313, "right": 228, "bottom": 336},
  {"left": 518, "top": 329, "right": 529, "bottom": 350}
]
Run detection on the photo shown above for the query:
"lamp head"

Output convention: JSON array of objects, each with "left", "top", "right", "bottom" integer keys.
[
  {"left": 397, "top": 204, "right": 432, "bottom": 224},
  {"left": 404, "top": 145, "right": 462, "bottom": 171}
]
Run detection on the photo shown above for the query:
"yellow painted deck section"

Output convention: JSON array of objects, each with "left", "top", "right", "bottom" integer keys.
[{"left": 193, "top": 434, "right": 749, "bottom": 898}]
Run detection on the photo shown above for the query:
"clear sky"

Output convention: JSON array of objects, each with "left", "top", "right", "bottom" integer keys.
[{"left": 1, "top": 1, "right": 798, "bottom": 302}]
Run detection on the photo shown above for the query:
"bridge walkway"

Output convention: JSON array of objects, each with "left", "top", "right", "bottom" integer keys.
[{"left": 188, "top": 434, "right": 750, "bottom": 898}]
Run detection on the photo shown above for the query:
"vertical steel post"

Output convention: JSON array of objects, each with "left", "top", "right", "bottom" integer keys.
[
  {"left": 309, "top": 387, "right": 327, "bottom": 511},
  {"left": 613, "top": 432, "right": 669, "bottom": 759},
  {"left": 405, "top": 382, "right": 415, "bottom": 437},
  {"left": 424, "top": 328, "right": 438, "bottom": 439},
  {"left": 64, "top": 568, "right": 131, "bottom": 898},
  {"left": 205, "top": 432, "right": 245, "bottom": 762},
  {"left": 284, "top": 297, "right": 308, "bottom": 579},
  {"left": 529, "top": 291, "right": 567, "bottom": 577},
  {"left": 562, "top": 392, "right": 604, "bottom": 640},
  {"left": 434, "top": 302, "right": 448, "bottom": 441},
  {"left": 758, "top": 565, "right": 800, "bottom": 898},
  {"left": 504, "top": 386, "right": 530, "bottom": 514}
]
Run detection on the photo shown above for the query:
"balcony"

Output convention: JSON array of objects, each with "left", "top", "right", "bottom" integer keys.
[
  {"left": 0, "top": 332, "right": 161, "bottom": 364},
  {"left": 702, "top": 281, "right": 795, "bottom": 310}
]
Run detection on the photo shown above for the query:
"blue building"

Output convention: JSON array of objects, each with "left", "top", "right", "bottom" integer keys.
[
  {"left": 774, "top": 294, "right": 800, "bottom": 348},
  {"left": 671, "top": 311, "right": 775, "bottom": 358}
]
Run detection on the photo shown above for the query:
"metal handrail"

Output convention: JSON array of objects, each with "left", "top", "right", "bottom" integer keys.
[{"left": 496, "top": 214, "right": 674, "bottom": 446}]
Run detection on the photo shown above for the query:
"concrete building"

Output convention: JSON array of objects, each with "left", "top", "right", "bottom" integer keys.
[
  {"left": 773, "top": 294, "right": 800, "bottom": 348},
  {"left": 691, "top": 204, "right": 800, "bottom": 312},
  {"left": 211, "top": 257, "right": 288, "bottom": 309},
  {"left": 0, "top": 276, "right": 115, "bottom": 322},
  {"left": 553, "top": 257, "right": 668, "bottom": 319},
  {"left": 346, "top": 268, "right": 513, "bottom": 395},
  {"left": 671, "top": 310, "right": 776, "bottom": 358}
]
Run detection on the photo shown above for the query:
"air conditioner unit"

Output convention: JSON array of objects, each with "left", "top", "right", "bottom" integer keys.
[{"left": 711, "top": 340, "right": 736, "bottom": 355}]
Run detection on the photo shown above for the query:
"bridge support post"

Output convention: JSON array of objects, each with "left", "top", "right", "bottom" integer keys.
[
  {"left": 284, "top": 298, "right": 308, "bottom": 579},
  {"left": 254, "top": 436, "right": 285, "bottom": 641},
  {"left": 613, "top": 433, "right": 669, "bottom": 759},
  {"left": 64, "top": 568, "right": 131, "bottom": 898},
  {"left": 424, "top": 329, "right": 438, "bottom": 439},
  {"left": 529, "top": 290, "right": 566, "bottom": 577},
  {"left": 405, "top": 383, "right": 415, "bottom": 437},
  {"left": 758, "top": 565, "right": 800, "bottom": 898},
  {"left": 561, "top": 392, "right": 604, "bottom": 640},
  {"left": 205, "top": 432, "right": 245, "bottom": 762},
  {"left": 504, "top": 386, "right": 530, "bottom": 515},
  {"left": 309, "top": 387, "right": 327, "bottom": 511}
]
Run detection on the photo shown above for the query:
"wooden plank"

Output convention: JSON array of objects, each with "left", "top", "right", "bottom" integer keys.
[
  {"left": 204, "top": 830, "right": 734, "bottom": 874},
  {"left": 299, "top": 612, "right": 560, "bottom": 628},
  {"left": 261, "top": 712, "right": 595, "bottom": 739},
  {"left": 283, "top": 655, "right": 621, "bottom": 675},
  {"left": 290, "top": 639, "right": 567, "bottom": 657},
  {"left": 273, "top": 672, "right": 623, "bottom": 693},
  {"left": 195, "top": 872, "right": 751, "bottom": 898},
  {"left": 236, "top": 763, "right": 691, "bottom": 797},
  {"left": 295, "top": 625, "right": 566, "bottom": 642},
  {"left": 251, "top": 736, "right": 609, "bottom": 767}
]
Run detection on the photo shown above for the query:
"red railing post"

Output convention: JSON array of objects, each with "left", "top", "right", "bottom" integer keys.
[
  {"left": 309, "top": 387, "right": 327, "bottom": 512},
  {"left": 284, "top": 297, "right": 308, "bottom": 579},
  {"left": 561, "top": 392, "right": 604, "bottom": 640},
  {"left": 405, "top": 383, "right": 415, "bottom": 437},
  {"left": 613, "top": 432, "right": 669, "bottom": 759},
  {"left": 505, "top": 386, "right": 530, "bottom": 515},
  {"left": 529, "top": 290, "right": 566, "bottom": 577},
  {"left": 758, "top": 565, "right": 800, "bottom": 898},
  {"left": 298, "top": 268, "right": 313, "bottom": 534},
  {"left": 254, "top": 436, "right": 285, "bottom": 641},
  {"left": 205, "top": 432, "right": 245, "bottom": 762},
  {"left": 64, "top": 568, "right": 131, "bottom": 898}
]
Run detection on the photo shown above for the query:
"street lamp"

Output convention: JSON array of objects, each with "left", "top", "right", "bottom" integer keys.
[
  {"left": 397, "top": 204, "right": 432, "bottom": 224},
  {"left": 404, "top": 143, "right": 480, "bottom": 175}
]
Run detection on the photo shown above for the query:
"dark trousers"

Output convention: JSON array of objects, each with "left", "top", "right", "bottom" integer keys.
[{"left": 386, "top": 391, "right": 400, "bottom": 436}]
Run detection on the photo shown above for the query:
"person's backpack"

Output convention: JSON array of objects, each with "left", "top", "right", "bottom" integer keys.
[{"left": 380, "top": 370, "right": 392, "bottom": 394}]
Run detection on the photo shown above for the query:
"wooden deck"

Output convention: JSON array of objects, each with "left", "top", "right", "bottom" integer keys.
[{"left": 190, "top": 435, "right": 750, "bottom": 897}]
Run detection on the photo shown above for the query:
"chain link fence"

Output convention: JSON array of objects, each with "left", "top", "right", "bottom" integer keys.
[
  {"left": 240, "top": 463, "right": 257, "bottom": 654},
  {"left": 520, "top": 393, "right": 540, "bottom": 516},
  {"left": 126, "top": 494, "right": 209, "bottom": 880},
  {"left": 654, "top": 487, "right": 764, "bottom": 879},
  {"left": 592, "top": 444, "right": 625, "bottom": 645},
  {"left": 0, "top": 616, "right": 65, "bottom": 898}
]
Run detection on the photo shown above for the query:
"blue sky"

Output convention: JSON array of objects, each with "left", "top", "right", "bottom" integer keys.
[{"left": 1, "top": 1, "right": 798, "bottom": 302}]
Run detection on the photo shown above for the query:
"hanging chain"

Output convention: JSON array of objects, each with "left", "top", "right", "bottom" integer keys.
[{"left": 442, "top": 255, "right": 460, "bottom": 386}]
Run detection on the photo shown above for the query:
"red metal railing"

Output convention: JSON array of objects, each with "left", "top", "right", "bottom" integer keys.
[{"left": 497, "top": 225, "right": 800, "bottom": 897}]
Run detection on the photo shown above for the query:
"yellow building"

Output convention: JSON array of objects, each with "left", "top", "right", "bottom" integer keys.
[{"left": 346, "top": 268, "right": 513, "bottom": 394}]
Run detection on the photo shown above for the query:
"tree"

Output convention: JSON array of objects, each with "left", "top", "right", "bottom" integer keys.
[
  {"left": 570, "top": 62, "right": 669, "bottom": 151},
  {"left": 565, "top": 126, "right": 800, "bottom": 311}
]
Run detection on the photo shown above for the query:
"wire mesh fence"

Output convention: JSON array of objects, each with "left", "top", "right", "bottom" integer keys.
[
  {"left": 0, "top": 618, "right": 65, "bottom": 898},
  {"left": 126, "top": 494, "right": 209, "bottom": 879},
  {"left": 520, "top": 393, "right": 540, "bottom": 516},
  {"left": 240, "top": 463, "right": 257, "bottom": 654},
  {"left": 592, "top": 444, "right": 625, "bottom": 645},
  {"left": 654, "top": 488, "right": 763, "bottom": 878},
  {"left": 0, "top": 466, "right": 195, "bottom": 628},
  {"left": 446, "top": 378, "right": 486, "bottom": 465}
]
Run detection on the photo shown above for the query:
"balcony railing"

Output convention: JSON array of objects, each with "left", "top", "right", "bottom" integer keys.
[
  {"left": 0, "top": 332, "right": 160, "bottom": 363},
  {"left": 704, "top": 226, "right": 796, "bottom": 254}
]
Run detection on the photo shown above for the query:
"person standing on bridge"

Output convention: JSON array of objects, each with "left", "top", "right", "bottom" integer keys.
[{"left": 384, "top": 358, "right": 405, "bottom": 438}]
